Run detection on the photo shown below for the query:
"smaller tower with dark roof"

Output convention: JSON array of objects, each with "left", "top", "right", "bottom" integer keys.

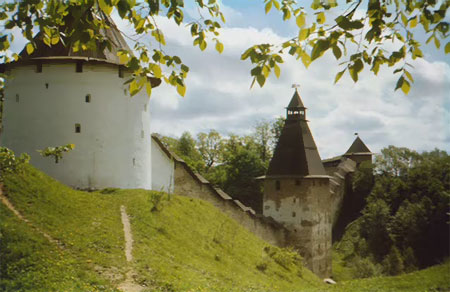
[
  {"left": 344, "top": 135, "right": 373, "bottom": 166},
  {"left": 262, "top": 89, "right": 332, "bottom": 278}
]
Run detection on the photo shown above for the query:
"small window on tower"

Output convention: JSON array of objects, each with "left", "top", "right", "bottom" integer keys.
[
  {"left": 118, "top": 66, "right": 124, "bottom": 78},
  {"left": 15, "top": 94, "right": 19, "bottom": 102},
  {"left": 300, "top": 110, "right": 304, "bottom": 115},
  {"left": 76, "top": 61, "right": 83, "bottom": 73},
  {"left": 36, "top": 63, "right": 42, "bottom": 73},
  {"left": 85, "top": 94, "right": 91, "bottom": 103},
  {"left": 292, "top": 212, "right": 296, "bottom": 217},
  {"left": 75, "top": 123, "right": 81, "bottom": 133},
  {"left": 275, "top": 180, "right": 281, "bottom": 190}
]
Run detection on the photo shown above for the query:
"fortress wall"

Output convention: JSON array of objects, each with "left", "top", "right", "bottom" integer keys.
[
  {"left": 325, "top": 158, "right": 356, "bottom": 227},
  {"left": 151, "top": 135, "right": 287, "bottom": 247},
  {"left": 173, "top": 161, "right": 287, "bottom": 247}
]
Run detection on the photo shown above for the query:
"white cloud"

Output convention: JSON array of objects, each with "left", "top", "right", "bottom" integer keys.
[{"left": 148, "top": 16, "right": 450, "bottom": 159}]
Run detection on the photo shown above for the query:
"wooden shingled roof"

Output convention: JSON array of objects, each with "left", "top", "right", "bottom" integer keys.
[
  {"left": 345, "top": 136, "right": 372, "bottom": 154},
  {"left": 18, "top": 12, "right": 129, "bottom": 65},
  {"left": 266, "top": 91, "right": 326, "bottom": 177}
]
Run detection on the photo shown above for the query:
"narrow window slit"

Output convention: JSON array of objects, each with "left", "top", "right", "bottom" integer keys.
[
  {"left": 76, "top": 61, "right": 83, "bottom": 73},
  {"left": 75, "top": 123, "right": 81, "bottom": 133},
  {"left": 85, "top": 94, "right": 91, "bottom": 103}
]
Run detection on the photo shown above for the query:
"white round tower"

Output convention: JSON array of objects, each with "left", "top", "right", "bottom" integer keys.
[{"left": 0, "top": 16, "right": 159, "bottom": 190}]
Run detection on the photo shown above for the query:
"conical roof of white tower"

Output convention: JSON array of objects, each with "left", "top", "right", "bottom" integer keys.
[{"left": 18, "top": 12, "right": 130, "bottom": 65}]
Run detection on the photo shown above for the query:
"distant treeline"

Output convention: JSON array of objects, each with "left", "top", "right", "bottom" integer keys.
[
  {"left": 336, "top": 146, "right": 449, "bottom": 278},
  {"left": 158, "top": 118, "right": 284, "bottom": 212}
]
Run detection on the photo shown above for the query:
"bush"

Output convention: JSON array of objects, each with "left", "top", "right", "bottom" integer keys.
[{"left": 350, "top": 256, "right": 382, "bottom": 278}]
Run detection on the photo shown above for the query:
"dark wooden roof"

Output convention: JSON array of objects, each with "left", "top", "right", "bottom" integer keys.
[
  {"left": 18, "top": 13, "right": 129, "bottom": 65},
  {"left": 267, "top": 91, "right": 326, "bottom": 177},
  {"left": 287, "top": 90, "right": 305, "bottom": 108},
  {"left": 345, "top": 136, "right": 371, "bottom": 154}
]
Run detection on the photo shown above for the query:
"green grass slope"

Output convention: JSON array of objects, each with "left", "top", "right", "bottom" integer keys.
[
  {"left": 330, "top": 262, "right": 450, "bottom": 292},
  {"left": 1, "top": 165, "right": 448, "bottom": 292},
  {"left": 1, "top": 165, "right": 322, "bottom": 292}
]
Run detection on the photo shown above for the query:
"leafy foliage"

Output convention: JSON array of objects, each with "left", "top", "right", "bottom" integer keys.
[
  {"left": 335, "top": 146, "right": 450, "bottom": 278},
  {"left": 38, "top": 143, "right": 75, "bottom": 163},
  {"left": 0, "top": 0, "right": 225, "bottom": 97},
  {"left": 243, "top": 0, "right": 449, "bottom": 93},
  {"left": 0, "top": 147, "right": 30, "bottom": 181},
  {"left": 1, "top": 0, "right": 447, "bottom": 97}
]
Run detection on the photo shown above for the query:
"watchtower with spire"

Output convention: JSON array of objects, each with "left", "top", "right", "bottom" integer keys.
[
  {"left": 262, "top": 89, "right": 332, "bottom": 277},
  {"left": 0, "top": 12, "right": 159, "bottom": 190}
]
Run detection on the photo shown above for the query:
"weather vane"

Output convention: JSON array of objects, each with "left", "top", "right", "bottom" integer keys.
[{"left": 292, "top": 83, "right": 300, "bottom": 89}]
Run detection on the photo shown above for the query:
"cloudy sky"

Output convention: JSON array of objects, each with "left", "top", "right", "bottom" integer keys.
[
  {"left": 140, "top": 1, "right": 450, "bottom": 159},
  {"left": 7, "top": 1, "right": 449, "bottom": 159}
]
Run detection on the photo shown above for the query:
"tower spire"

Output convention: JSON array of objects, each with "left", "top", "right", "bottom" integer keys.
[
  {"left": 286, "top": 88, "right": 306, "bottom": 120},
  {"left": 267, "top": 89, "right": 325, "bottom": 176}
]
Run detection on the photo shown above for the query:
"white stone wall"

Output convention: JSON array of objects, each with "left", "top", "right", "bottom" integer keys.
[
  {"left": 151, "top": 138, "right": 174, "bottom": 193},
  {"left": 1, "top": 62, "right": 152, "bottom": 189}
]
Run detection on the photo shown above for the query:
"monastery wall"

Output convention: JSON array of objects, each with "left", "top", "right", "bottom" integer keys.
[
  {"left": 326, "top": 158, "right": 357, "bottom": 227},
  {"left": 151, "top": 135, "right": 288, "bottom": 248}
]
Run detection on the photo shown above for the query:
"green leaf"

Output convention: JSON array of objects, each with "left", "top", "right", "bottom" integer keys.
[
  {"left": 316, "top": 12, "right": 325, "bottom": 24},
  {"left": 298, "top": 28, "right": 308, "bottom": 41},
  {"left": 395, "top": 76, "right": 404, "bottom": 91},
  {"left": 177, "top": 84, "right": 186, "bottom": 96},
  {"left": 251, "top": 66, "right": 262, "bottom": 76},
  {"left": 26, "top": 43, "right": 34, "bottom": 55},
  {"left": 401, "top": 79, "right": 410, "bottom": 94},
  {"left": 332, "top": 45, "right": 342, "bottom": 60},
  {"left": 98, "top": 0, "right": 113, "bottom": 15},
  {"left": 404, "top": 70, "right": 414, "bottom": 82},
  {"left": 152, "top": 29, "right": 166, "bottom": 45},
  {"left": 150, "top": 64, "right": 162, "bottom": 78},
  {"left": 296, "top": 13, "right": 305, "bottom": 28},
  {"left": 401, "top": 13, "right": 408, "bottom": 26},
  {"left": 274, "top": 64, "right": 280, "bottom": 78},
  {"left": 445, "top": 42, "right": 450, "bottom": 54},
  {"left": 334, "top": 68, "right": 345, "bottom": 84},
  {"left": 409, "top": 16, "right": 417, "bottom": 28},
  {"left": 301, "top": 51, "right": 311, "bottom": 68},
  {"left": 215, "top": 41, "right": 224, "bottom": 53},
  {"left": 265, "top": 1, "right": 272, "bottom": 14},
  {"left": 129, "top": 79, "right": 139, "bottom": 96},
  {"left": 256, "top": 74, "right": 266, "bottom": 87},
  {"left": 146, "top": 81, "right": 152, "bottom": 96},
  {"left": 199, "top": 40, "right": 207, "bottom": 51},
  {"left": 434, "top": 37, "right": 440, "bottom": 49},
  {"left": 311, "top": 39, "right": 330, "bottom": 61}
]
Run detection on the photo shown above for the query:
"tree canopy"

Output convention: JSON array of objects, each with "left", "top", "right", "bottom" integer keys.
[{"left": 0, "top": 0, "right": 448, "bottom": 95}]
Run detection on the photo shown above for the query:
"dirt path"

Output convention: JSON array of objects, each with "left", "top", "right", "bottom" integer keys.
[
  {"left": 1, "top": 184, "right": 144, "bottom": 291},
  {"left": 0, "top": 184, "right": 62, "bottom": 247},
  {"left": 117, "top": 205, "right": 144, "bottom": 292}
]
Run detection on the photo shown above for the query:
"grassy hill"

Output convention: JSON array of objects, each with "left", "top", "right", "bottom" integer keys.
[{"left": 1, "top": 165, "right": 449, "bottom": 292}]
